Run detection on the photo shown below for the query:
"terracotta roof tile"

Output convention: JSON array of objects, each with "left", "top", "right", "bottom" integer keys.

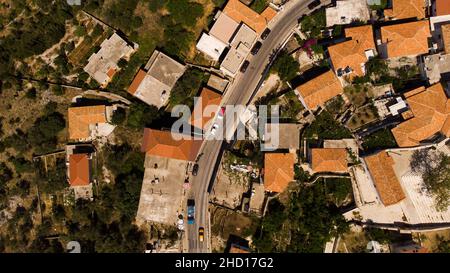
[
  {"left": 69, "top": 154, "right": 90, "bottom": 186},
  {"left": 436, "top": 0, "right": 450, "bottom": 16},
  {"left": 391, "top": 83, "right": 450, "bottom": 147},
  {"left": 384, "top": 0, "right": 426, "bottom": 19},
  {"left": 381, "top": 20, "right": 431, "bottom": 58},
  {"left": 296, "top": 70, "right": 344, "bottom": 110},
  {"left": 261, "top": 6, "right": 277, "bottom": 22},
  {"left": 68, "top": 105, "right": 107, "bottom": 140},
  {"left": 442, "top": 23, "right": 450, "bottom": 54},
  {"left": 365, "top": 151, "right": 406, "bottom": 206},
  {"left": 141, "top": 128, "right": 203, "bottom": 161},
  {"left": 264, "top": 153, "right": 295, "bottom": 192},
  {"left": 128, "top": 69, "right": 147, "bottom": 95},
  {"left": 328, "top": 25, "right": 376, "bottom": 76},
  {"left": 190, "top": 88, "right": 222, "bottom": 130},
  {"left": 223, "top": 0, "right": 274, "bottom": 33},
  {"left": 311, "top": 148, "right": 348, "bottom": 173}
]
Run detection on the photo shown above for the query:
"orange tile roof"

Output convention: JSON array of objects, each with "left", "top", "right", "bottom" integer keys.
[
  {"left": 311, "top": 148, "right": 348, "bottom": 173},
  {"left": 391, "top": 83, "right": 450, "bottom": 147},
  {"left": 128, "top": 69, "right": 147, "bottom": 95},
  {"left": 264, "top": 153, "right": 295, "bottom": 193},
  {"left": 69, "top": 154, "right": 90, "bottom": 186},
  {"left": 296, "top": 70, "right": 344, "bottom": 110},
  {"left": 381, "top": 20, "right": 431, "bottom": 58},
  {"left": 261, "top": 6, "right": 277, "bottom": 22},
  {"left": 107, "top": 68, "right": 116, "bottom": 79},
  {"left": 442, "top": 23, "right": 450, "bottom": 54},
  {"left": 190, "top": 88, "right": 222, "bottom": 130},
  {"left": 141, "top": 128, "right": 203, "bottom": 161},
  {"left": 68, "top": 105, "right": 107, "bottom": 140},
  {"left": 436, "top": 0, "right": 450, "bottom": 16},
  {"left": 384, "top": 0, "right": 426, "bottom": 19},
  {"left": 328, "top": 25, "right": 376, "bottom": 77},
  {"left": 365, "top": 151, "right": 405, "bottom": 206},
  {"left": 223, "top": 0, "right": 274, "bottom": 33}
]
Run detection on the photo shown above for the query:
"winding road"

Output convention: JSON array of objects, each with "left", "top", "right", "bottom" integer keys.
[{"left": 187, "top": 0, "right": 329, "bottom": 253}]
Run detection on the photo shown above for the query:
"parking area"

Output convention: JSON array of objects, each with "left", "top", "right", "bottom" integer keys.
[{"left": 136, "top": 155, "right": 189, "bottom": 226}]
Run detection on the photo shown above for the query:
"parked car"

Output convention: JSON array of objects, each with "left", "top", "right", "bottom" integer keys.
[
  {"left": 261, "top": 28, "right": 271, "bottom": 40},
  {"left": 187, "top": 199, "right": 195, "bottom": 224},
  {"left": 198, "top": 227, "right": 204, "bottom": 242},
  {"left": 251, "top": 41, "right": 262, "bottom": 55},
  {"left": 218, "top": 106, "right": 225, "bottom": 119},
  {"left": 240, "top": 60, "right": 250, "bottom": 73},
  {"left": 307, "top": 0, "right": 321, "bottom": 10},
  {"left": 210, "top": 123, "right": 219, "bottom": 136},
  {"left": 192, "top": 163, "right": 199, "bottom": 176}
]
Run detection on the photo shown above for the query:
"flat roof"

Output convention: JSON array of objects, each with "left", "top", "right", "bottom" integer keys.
[
  {"left": 220, "top": 23, "right": 257, "bottom": 77},
  {"left": 220, "top": 46, "right": 247, "bottom": 77},
  {"left": 209, "top": 11, "right": 240, "bottom": 44},
  {"left": 325, "top": 0, "right": 370, "bottom": 27},
  {"left": 207, "top": 74, "right": 229, "bottom": 93},
  {"left": 196, "top": 33, "right": 228, "bottom": 61},
  {"left": 230, "top": 23, "right": 257, "bottom": 48},
  {"left": 127, "top": 50, "right": 185, "bottom": 108},
  {"left": 84, "top": 33, "right": 135, "bottom": 86},
  {"left": 263, "top": 123, "right": 301, "bottom": 150}
]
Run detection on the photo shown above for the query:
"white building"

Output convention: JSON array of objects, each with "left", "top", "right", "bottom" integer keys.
[{"left": 196, "top": 33, "right": 228, "bottom": 61}]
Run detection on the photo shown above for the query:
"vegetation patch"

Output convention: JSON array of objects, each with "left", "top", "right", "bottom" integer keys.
[
  {"left": 253, "top": 181, "right": 349, "bottom": 252},
  {"left": 304, "top": 110, "right": 352, "bottom": 139},
  {"left": 362, "top": 128, "right": 398, "bottom": 151}
]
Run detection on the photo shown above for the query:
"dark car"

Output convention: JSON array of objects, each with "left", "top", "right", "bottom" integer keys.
[
  {"left": 261, "top": 28, "right": 271, "bottom": 40},
  {"left": 240, "top": 60, "right": 250, "bottom": 73},
  {"left": 192, "top": 163, "right": 199, "bottom": 176},
  {"left": 307, "top": 0, "right": 321, "bottom": 10},
  {"left": 251, "top": 41, "right": 262, "bottom": 55}
]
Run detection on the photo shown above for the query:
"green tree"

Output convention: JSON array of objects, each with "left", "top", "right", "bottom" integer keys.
[
  {"left": 410, "top": 149, "right": 450, "bottom": 211},
  {"left": 126, "top": 102, "right": 160, "bottom": 129},
  {"left": 111, "top": 107, "right": 126, "bottom": 125},
  {"left": 270, "top": 51, "right": 300, "bottom": 82}
]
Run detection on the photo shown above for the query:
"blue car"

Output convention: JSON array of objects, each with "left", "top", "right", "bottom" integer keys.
[{"left": 187, "top": 199, "right": 195, "bottom": 224}]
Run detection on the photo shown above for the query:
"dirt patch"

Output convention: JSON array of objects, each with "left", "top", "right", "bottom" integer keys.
[{"left": 210, "top": 205, "right": 259, "bottom": 252}]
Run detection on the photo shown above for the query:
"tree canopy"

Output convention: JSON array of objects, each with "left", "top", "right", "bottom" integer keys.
[{"left": 410, "top": 149, "right": 450, "bottom": 211}]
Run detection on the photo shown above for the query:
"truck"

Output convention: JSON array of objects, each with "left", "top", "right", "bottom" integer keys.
[{"left": 187, "top": 199, "right": 195, "bottom": 225}]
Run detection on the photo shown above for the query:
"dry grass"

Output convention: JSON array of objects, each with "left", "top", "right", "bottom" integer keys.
[{"left": 415, "top": 229, "right": 450, "bottom": 251}]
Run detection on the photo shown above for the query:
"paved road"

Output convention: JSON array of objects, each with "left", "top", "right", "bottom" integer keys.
[{"left": 187, "top": 0, "right": 321, "bottom": 253}]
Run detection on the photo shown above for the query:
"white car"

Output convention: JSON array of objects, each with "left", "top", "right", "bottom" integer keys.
[{"left": 210, "top": 123, "right": 219, "bottom": 136}]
